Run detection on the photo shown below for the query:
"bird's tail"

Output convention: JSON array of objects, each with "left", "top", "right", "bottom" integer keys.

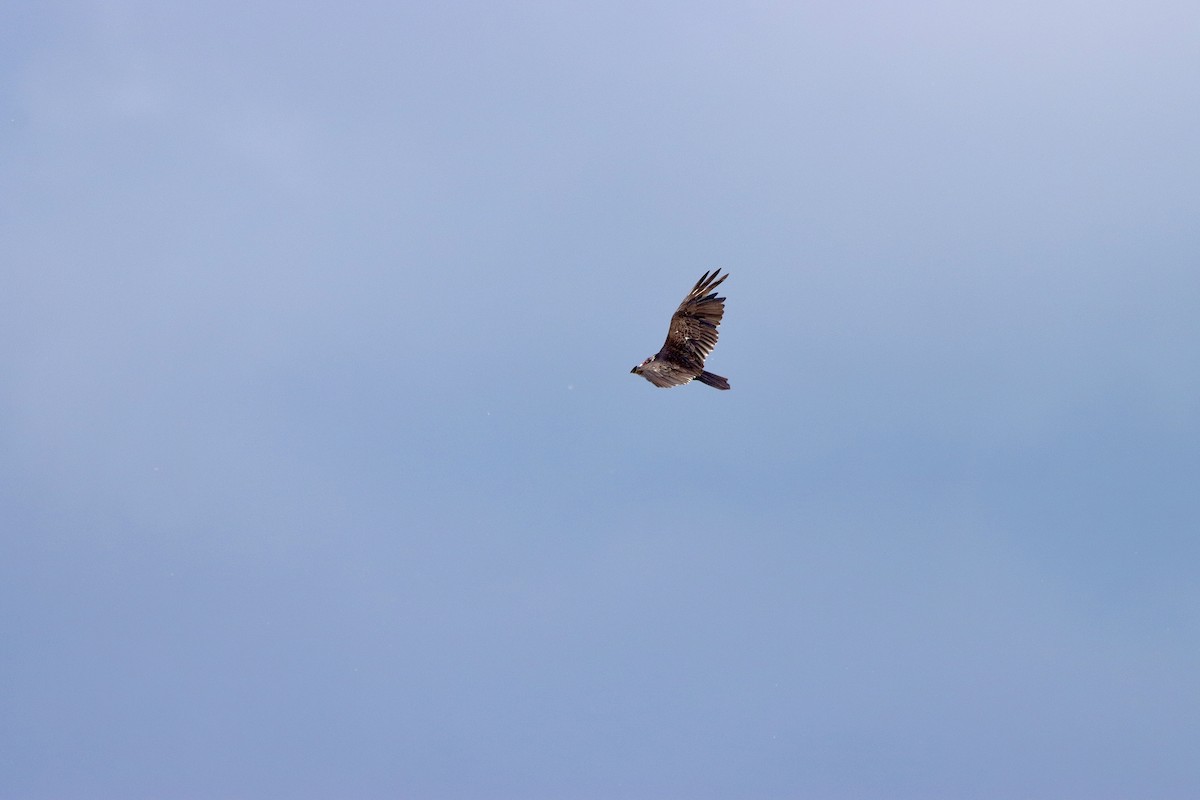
[{"left": 697, "top": 371, "right": 730, "bottom": 390}]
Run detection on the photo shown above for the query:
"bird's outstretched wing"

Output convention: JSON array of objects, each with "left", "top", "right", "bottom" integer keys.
[{"left": 661, "top": 269, "right": 727, "bottom": 366}]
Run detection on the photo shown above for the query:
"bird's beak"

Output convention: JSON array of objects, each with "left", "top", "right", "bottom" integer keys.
[{"left": 630, "top": 366, "right": 637, "bottom": 374}]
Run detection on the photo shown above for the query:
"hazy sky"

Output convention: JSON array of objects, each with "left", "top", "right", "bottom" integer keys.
[{"left": 3, "top": 2, "right": 1199, "bottom": 798}]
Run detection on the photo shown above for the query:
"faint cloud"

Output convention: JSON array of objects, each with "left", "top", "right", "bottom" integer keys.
[
  {"left": 203, "top": 106, "right": 323, "bottom": 193},
  {"left": 13, "top": 2, "right": 324, "bottom": 194}
]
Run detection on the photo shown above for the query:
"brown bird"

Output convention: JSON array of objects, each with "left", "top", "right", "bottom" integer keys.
[{"left": 631, "top": 270, "right": 730, "bottom": 390}]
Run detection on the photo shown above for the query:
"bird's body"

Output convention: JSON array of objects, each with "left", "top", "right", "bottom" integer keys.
[{"left": 631, "top": 270, "right": 730, "bottom": 390}]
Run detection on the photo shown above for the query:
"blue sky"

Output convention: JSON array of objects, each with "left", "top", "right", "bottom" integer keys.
[{"left": 3, "top": 2, "right": 1199, "bottom": 797}]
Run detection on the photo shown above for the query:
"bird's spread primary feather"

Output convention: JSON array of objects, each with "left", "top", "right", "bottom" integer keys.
[{"left": 630, "top": 270, "right": 730, "bottom": 390}]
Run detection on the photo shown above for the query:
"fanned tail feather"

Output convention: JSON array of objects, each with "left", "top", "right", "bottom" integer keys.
[{"left": 697, "top": 371, "right": 730, "bottom": 390}]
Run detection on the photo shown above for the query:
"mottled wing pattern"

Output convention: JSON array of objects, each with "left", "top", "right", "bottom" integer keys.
[
  {"left": 638, "top": 358, "right": 697, "bottom": 388},
  {"left": 661, "top": 269, "right": 727, "bottom": 366}
]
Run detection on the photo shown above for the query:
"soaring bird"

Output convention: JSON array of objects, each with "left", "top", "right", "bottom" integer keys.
[{"left": 631, "top": 269, "right": 730, "bottom": 390}]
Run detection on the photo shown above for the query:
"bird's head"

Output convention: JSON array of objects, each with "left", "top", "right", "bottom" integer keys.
[{"left": 630, "top": 355, "right": 655, "bottom": 375}]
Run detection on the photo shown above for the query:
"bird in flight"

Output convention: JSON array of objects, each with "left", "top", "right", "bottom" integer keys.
[{"left": 631, "top": 269, "right": 730, "bottom": 390}]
